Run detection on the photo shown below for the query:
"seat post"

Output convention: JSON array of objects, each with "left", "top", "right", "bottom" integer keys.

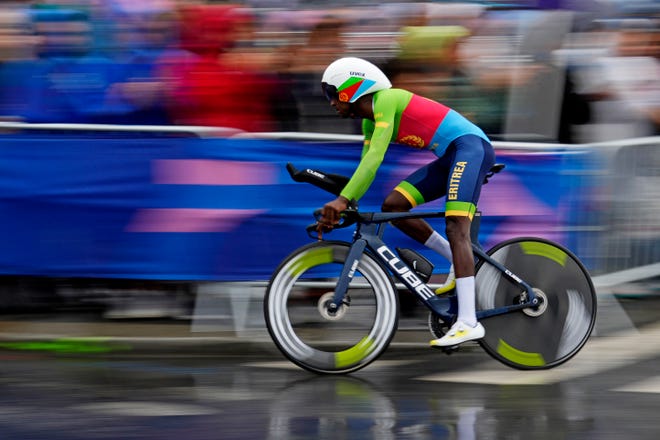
[{"left": 470, "top": 211, "right": 482, "bottom": 246}]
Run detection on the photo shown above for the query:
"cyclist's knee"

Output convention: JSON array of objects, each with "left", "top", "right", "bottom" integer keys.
[{"left": 382, "top": 191, "right": 411, "bottom": 212}]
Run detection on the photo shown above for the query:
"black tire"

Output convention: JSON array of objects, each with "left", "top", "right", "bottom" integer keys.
[
  {"left": 475, "top": 237, "right": 597, "bottom": 370},
  {"left": 264, "top": 241, "right": 399, "bottom": 374}
]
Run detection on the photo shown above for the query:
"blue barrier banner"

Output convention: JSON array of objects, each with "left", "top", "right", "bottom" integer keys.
[{"left": 0, "top": 133, "right": 596, "bottom": 280}]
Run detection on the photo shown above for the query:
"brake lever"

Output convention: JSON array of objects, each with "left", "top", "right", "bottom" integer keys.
[
  {"left": 306, "top": 222, "right": 332, "bottom": 241},
  {"left": 308, "top": 207, "right": 357, "bottom": 240}
]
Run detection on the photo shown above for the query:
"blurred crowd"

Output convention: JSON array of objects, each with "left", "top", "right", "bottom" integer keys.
[{"left": 0, "top": 0, "right": 658, "bottom": 142}]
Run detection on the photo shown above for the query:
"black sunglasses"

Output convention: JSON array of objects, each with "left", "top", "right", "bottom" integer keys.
[{"left": 321, "top": 82, "right": 339, "bottom": 101}]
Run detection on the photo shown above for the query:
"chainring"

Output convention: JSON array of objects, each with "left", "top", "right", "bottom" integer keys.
[{"left": 427, "top": 312, "right": 451, "bottom": 339}]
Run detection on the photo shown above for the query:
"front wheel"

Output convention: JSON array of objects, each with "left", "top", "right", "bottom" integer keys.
[
  {"left": 264, "top": 241, "right": 399, "bottom": 374},
  {"left": 475, "top": 237, "right": 597, "bottom": 370}
]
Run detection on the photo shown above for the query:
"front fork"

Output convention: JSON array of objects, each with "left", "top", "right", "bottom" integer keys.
[{"left": 327, "top": 238, "right": 367, "bottom": 315}]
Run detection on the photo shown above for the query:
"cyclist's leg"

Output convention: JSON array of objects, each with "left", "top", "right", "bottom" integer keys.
[
  {"left": 381, "top": 156, "right": 452, "bottom": 245},
  {"left": 382, "top": 156, "right": 455, "bottom": 291},
  {"left": 431, "top": 135, "right": 495, "bottom": 347}
]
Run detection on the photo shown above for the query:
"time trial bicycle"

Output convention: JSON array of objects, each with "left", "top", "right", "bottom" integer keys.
[{"left": 264, "top": 163, "right": 597, "bottom": 374}]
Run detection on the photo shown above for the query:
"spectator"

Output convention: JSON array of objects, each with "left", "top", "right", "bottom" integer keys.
[
  {"left": 387, "top": 25, "right": 473, "bottom": 108},
  {"left": 574, "top": 19, "right": 659, "bottom": 141},
  {"left": 287, "top": 14, "right": 349, "bottom": 133},
  {"left": 599, "top": 20, "right": 659, "bottom": 136},
  {"left": 289, "top": 15, "right": 347, "bottom": 76},
  {"left": 23, "top": 7, "right": 119, "bottom": 123},
  {"left": 99, "top": 5, "right": 184, "bottom": 125},
  {"left": 220, "top": 6, "right": 299, "bottom": 131},
  {"left": 458, "top": 10, "right": 574, "bottom": 141},
  {"left": 0, "top": 7, "right": 42, "bottom": 121},
  {"left": 162, "top": 4, "right": 278, "bottom": 132}
]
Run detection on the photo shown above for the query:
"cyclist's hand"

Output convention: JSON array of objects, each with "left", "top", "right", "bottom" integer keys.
[{"left": 320, "top": 196, "right": 350, "bottom": 227}]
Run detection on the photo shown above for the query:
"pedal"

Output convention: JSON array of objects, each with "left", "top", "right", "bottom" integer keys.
[{"left": 431, "top": 344, "right": 460, "bottom": 355}]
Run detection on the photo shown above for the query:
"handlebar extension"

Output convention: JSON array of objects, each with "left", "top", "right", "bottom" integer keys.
[{"left": 286, "top": 163, "right": 351, "bottom": 197}]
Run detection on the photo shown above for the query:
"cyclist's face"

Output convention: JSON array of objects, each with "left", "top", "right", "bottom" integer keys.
[
  {"left": 332, "top": 99, "right": 353, "bottom": 118},
  {"left": 322, "top": 83, "right": 353, "bottom": 118}
]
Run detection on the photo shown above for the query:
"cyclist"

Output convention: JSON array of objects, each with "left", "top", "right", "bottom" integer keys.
[{"left": 319, "top": 57, "right": 495, "bottom": 347}]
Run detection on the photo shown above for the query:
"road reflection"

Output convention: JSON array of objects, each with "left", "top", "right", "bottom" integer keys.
[
  {"left": 267, "top": 376, "right": 401, "bottom": 440},
  {"left": 0, "top": 346, "right": 657, "bottom": 439},
  {"left": 261, "top": 367, "right": 596, "bottom": 440}
]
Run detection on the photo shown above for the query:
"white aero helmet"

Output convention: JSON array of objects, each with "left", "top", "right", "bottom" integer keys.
[{"left": 321, "top": 57, "right": 392, "bottom": 103}]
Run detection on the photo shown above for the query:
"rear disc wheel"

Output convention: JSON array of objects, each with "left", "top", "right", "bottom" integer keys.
[{"left": 475, "top": 237, "right": 597, "bottom": 370}]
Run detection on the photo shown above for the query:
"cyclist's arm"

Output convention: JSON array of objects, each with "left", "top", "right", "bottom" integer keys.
[
  {"left": 340, "top": 103, "right": 396, "bottom": 202},
  {"left": 360, "top": 124, "right": 372, "bottom": 158}
]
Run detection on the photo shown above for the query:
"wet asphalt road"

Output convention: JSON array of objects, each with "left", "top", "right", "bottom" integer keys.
[
  {"left": 0, "top": 295, "right": 658, "bottom": 440},
  {"left": 0, "top": 347, "right": 658, "bottom": 440}
]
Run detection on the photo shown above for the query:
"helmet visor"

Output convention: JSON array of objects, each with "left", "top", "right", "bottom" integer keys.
[{"left": 321, "top": 82, "right": 338, "bottom": 102}]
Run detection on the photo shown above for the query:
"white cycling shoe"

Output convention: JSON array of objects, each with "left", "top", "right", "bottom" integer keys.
[{"left": 430, "top": 320, "right": 485, "bottom": 347}]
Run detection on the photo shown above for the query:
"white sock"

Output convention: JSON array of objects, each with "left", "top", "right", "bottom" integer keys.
[
  {"left": 456, "top": 276, "right": 477, "bottom": 327},
  {"left": 424, "top": 231, "right": 452, "bottom": 261}
]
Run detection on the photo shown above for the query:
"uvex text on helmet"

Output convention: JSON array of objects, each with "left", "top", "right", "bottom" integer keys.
[{"left": 321, "top": 57, "right": 392, "bottom": 103}]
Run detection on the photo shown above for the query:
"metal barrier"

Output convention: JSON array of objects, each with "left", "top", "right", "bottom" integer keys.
[
  {"left": 592, "top": 137, "right": 660, "bottom": 273},
  {"left": 0, "top": 121, "right": 241, "bottom": 137}
]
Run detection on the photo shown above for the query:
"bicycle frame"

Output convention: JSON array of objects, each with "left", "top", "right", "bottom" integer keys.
[
  {"left": 327, "top": 210, "right": 540, "bottom": 323},
  {"left": 270, "top": 164, "right": 596, "bottom": 373}
]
